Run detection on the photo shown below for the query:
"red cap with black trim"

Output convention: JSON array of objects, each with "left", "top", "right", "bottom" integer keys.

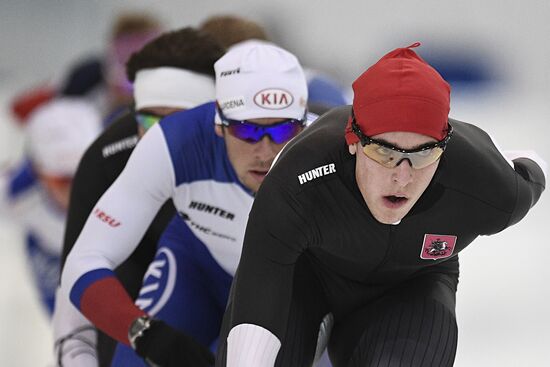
[{"left": 345, "top": 42, "right": 450, "bottom": 144}]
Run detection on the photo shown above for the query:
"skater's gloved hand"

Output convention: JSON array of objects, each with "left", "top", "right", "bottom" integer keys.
[{"left": 134, "top": 319, "right": 214, "bottom": 367}]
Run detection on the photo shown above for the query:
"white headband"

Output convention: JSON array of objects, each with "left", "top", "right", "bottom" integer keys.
[{"left": 134, "top": 67, "right": 215, "bottom": 110}]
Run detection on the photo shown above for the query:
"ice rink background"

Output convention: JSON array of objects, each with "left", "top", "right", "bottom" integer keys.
[{"left": 0, "top": 1, "right": 549, "bottom": 366}]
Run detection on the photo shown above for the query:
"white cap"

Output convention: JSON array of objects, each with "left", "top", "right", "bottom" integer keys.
[
  {"left": 26, "top": 98, "right": 102, "bottom": 176},
  {"left": 214, "top": 40, "right": 308, "bottom": 121},
  {"left": 133, "top": 67, "right": 215, "bottom": 110}
]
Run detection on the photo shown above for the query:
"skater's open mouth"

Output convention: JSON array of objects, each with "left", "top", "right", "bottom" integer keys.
[{"left": 385, "top": 195, "right": 407, "bottom": 203}]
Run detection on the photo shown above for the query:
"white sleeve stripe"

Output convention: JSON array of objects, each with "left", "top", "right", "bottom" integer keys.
[{"left": 227, "top": 324, "right": 281, "bottom": 367}]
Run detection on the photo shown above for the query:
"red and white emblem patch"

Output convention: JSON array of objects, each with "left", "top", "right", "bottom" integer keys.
[
  {"left": 253, "top": 88, "right": 294, "bottom": 110},
  {"left": 420, "top": 234, "right": 457, "bottom": 260}
]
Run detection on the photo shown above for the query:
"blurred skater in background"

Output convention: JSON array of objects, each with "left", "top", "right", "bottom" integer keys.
[{"left": 0, "top": 98, "right": 101, "bottom": 316}]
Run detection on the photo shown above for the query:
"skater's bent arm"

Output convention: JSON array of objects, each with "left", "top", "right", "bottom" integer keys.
[{"left": 61, "top": 124, "right": 175, "bottom": 344}]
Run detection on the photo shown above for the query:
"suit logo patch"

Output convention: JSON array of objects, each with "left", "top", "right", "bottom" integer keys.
[{"left": 420, "top": 234, "right": 457, "bottom": 260}]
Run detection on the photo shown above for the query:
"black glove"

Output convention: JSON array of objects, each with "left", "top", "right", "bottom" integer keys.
[{"left": 135, "top": 319, "right": 214, "bottom": 367}]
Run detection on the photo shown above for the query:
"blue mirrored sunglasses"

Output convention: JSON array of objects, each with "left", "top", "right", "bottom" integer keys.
[{"left": 217, "top": 107, "right": 306, "bottom": 144}]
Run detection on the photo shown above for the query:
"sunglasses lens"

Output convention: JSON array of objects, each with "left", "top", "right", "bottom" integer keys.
[
  {"left": 362, "top": 144, "right": 444, "bottom": 169},
  {"left": 227, "top": 120, "right": 303, "bottom": 144},
  {"left": 268, "top": 123, "right": 303, "bottom": 144},
  {"left": 407, "top": 148, "right": 444, "bottom": 168},
  {"left": 136, "top": 113, "right": 161, "bottom": 130},
  {"left": 227, "top": 124, "right": 261, "bottom": 143}
]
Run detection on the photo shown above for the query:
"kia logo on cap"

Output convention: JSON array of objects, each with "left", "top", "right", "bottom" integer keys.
[{"left": 253, "top": 88, "right": 294, "bottom": 110}]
